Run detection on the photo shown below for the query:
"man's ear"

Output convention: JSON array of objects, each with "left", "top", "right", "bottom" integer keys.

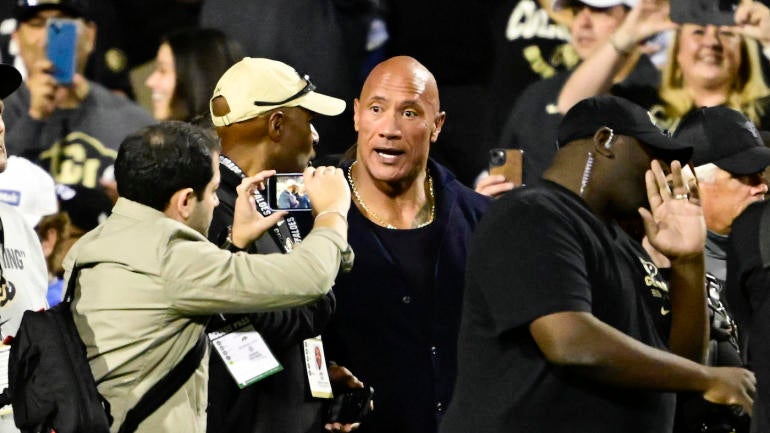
[
  {"left": 353, "top": 98, "right": 360, "bottom": 132},
  {"left": 430, "top": 111, "right": 446, "bottom": 143},
  {"left": 165, "top": 187, "right": 196, "bottom": 222},
  {"left": 267, "top": 110, "right": 285, "bottom": 142},
  {"left": 592, "top": 126, "right": 615, "bottom": 158}
]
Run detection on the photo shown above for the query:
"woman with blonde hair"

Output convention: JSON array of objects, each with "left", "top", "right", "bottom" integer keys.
[
  {"left": 655, "top": 21, "right": 770, "bottom": 129},
  {"left": 558, "top": 1, "right": 770, "bottom": 129}
]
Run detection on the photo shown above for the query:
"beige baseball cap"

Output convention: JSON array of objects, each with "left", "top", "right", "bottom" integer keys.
[{"left": 210, "top": 57, "right": 346, "bottom": 127}]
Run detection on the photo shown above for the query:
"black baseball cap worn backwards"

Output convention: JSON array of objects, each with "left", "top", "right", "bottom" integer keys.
[
  {"left": 673, "top": 106, "right": 770, "bottom": 175},
  {"left": 558, "top": 95, "right": 693, "bottom": 163},
  {"left": 0, "top": 64, "right": 22, "bottom": 100}
]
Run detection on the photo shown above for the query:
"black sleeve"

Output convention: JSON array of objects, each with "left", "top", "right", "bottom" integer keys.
[
  {"left": 727, "top": 202, "right": 769, "bottom": 334},
  {"left": 248, "top": 291, "right": 336, "bottom": 351}
]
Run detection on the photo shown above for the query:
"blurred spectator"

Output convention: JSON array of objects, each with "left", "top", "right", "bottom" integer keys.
[
  {"left": 4, "top": 0, "right": 154, "bottom": 214},
  {"left": 557, "top": 1, "right": 770, "bottom": 130},
  {"left": 492, "top": 0, "right": 665, "bottom": 188},
  {"left": 145, "top": 27, "right": 243, "bottom": 121}
]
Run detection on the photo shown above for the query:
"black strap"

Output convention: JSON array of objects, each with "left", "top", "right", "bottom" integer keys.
[
  {"left": 117, "top": 333, "right": 207, "bottom": 433},
  {"left": 68, "top": 263, "right": 207, "bottom": 433}
]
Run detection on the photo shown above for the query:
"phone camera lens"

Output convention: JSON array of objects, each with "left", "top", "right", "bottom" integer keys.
[{"left": 489, "top": 149, "right": 506, "bottom": 167}]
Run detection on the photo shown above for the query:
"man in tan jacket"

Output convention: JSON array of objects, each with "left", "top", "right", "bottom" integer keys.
[{"left": 64, "top": 121, "right": 353, "bottom": 433}]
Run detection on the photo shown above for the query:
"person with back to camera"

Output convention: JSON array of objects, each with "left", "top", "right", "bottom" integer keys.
[
  {"left": 145, "top": 27, "right": 244, "bottom": 122},
  {"left": 206, "top": 57, "right": 364, "bottom": 433},
  {"left": 64, "top": 120, "right": 354, "bottom": 433},
  {"left": 557, "top": 0, "right": 770, "bottom": 130},
  {"left": 442, "top": 95, "right": 756, "bottom": 433}
]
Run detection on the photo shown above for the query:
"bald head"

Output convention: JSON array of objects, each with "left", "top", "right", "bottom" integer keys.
[{"left": 360, "top": 56, "right": 441, "bottom": 112}]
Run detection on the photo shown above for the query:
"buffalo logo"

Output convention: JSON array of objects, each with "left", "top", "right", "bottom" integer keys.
[{"left": 0, "top": 277, "right": 16, "bottom": 306}]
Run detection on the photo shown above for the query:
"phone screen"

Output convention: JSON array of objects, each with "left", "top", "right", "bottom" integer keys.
[
  {"left": 46, "top": 18, "right": 79, "bottom": 85},
  {"left": 267, "top": 174, "right": 312, "bottom": 211}
]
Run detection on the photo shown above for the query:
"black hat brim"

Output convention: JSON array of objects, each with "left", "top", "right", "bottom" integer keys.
[
  {"left": 0, "top": 64, "right": 22, "bottom": 100},
  {"left": 632, "top": 129, "right": 693, "bottom": 164},
  {"left": 715, "top": 145, "right": 770, "bottom": 175}
]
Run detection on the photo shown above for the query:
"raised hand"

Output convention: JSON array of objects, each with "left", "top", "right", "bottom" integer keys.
[
  {"left": 638, "top": 160, "right": 706, "bottom": 261},
  {"left": 734, "top": 1, "right": 770, "bottom": 47}
]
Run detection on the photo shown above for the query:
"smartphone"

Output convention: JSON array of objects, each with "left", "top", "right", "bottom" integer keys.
[
  {"left": 267, "top": 173, "right": 312, "bottom": 211},
  {"left": 670, "top": 0, "right": 738, "bottom": 26},
  {"left": 327, "top": 386, "right": 375, "bottom": 424},
  {"left": 489, "top": 148, "right": 524, "bottom": 186},
  {"left": 46, "top": 18, "right": 79, "bottom": 85}
]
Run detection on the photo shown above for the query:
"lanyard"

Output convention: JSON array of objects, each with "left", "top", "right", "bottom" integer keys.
[{"left": 219, "top": 154, "right": 302, "bottom": 253}]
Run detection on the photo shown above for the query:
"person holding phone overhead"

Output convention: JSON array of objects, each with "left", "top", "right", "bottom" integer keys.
[
  {"left": 557, "top": 0, "right": 770, "bottom": 130},
  {"left": 206, "top": 57, "right": 364, "bottom": 433},
  {"left": 4, "top": 0, "right": 153, "bottom": 222},
  {"left": 478, "top": 0, "right": 667, "bottom": 197}
]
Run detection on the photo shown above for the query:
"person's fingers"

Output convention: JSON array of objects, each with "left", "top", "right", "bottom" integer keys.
[
  {"left": 650, "top": 160, "right": 671, "bottom": 202},
  {"left": 257, "top": 211, "right": 287, "bottom": 229},
  {"left": 668, "top": 160, "right": 689, "bottom": 197},
  {"left": 644, "top": 169, "right": 663, "bottom": 211}
]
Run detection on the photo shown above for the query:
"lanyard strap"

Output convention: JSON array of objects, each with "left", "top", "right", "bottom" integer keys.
[{"left": 219, "top": 155, "right": 302, "bottom": 252}]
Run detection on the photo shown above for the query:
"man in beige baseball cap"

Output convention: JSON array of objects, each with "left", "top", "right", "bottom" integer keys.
[
  {"left": 211, "top": 57, "right": 345, "bottom": 127},
  {"left": 207, "top": 58, "right": 364, "bottom": 433}
]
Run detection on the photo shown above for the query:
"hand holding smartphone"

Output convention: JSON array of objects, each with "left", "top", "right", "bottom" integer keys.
[
  {"left": 489, "top": 148, "right": 524, "bottom": 186},
  {"left": 46, "top": 18, "right": 79, "bottom": 85}
]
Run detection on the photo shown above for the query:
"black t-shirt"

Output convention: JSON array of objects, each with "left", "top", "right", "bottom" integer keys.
[
  {"left": 728, "top": 200, "right": 770, "bottom": 433},
  {"left": 442, "top": 181, "right": 675, "bottom": 433}
]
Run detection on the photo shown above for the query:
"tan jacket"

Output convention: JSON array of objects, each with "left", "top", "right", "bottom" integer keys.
[{"left": 64, "top": 198, "right": 350, "bottom": 433}]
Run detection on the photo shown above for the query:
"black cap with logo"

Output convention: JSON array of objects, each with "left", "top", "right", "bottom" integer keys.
[
  {"left": 558, "top": 95, "right": 693, "bottom": 163},
  {"left": 673, "top": 106, "right": 770, "bottom": 175}
]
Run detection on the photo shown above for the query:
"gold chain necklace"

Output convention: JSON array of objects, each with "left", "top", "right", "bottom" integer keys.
[{"left": 347, "top": 161, "right": 435, "bottom": 229}]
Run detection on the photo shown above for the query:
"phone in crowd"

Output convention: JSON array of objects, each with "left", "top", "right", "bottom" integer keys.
[
  {"left": 489, "top": 148, "right": 524, "bottom": 186},
  {"left": 267, "top": 173, "right": 312, "bottom": 211},
  {"left": 669, "top": 0, "right": 738, "bottom": 26},
  {"left": 327, "top": 385, "right": 375, "bottom": 424},
  {"left": 46, "top": 18, "right": 79, "bottom": 85}
]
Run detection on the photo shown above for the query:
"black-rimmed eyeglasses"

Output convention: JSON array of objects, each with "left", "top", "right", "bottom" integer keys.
[{"left": 253, "top": 74, "right": 315, "bottom": 107}]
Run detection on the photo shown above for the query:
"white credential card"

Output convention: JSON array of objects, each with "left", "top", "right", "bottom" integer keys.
[{"left": 209, "top": 317, "right": 283, "bottom": 389}]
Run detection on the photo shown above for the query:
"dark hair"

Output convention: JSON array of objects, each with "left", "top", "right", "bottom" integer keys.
[
  {"left": 163, "top": 28, "right": 244, "bottom": 121},
  {"left": 115, "top": 121, "right": 221, "bottom": 211}
]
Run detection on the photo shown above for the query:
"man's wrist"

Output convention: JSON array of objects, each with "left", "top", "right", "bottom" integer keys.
[{"left": 221, "top": 225, "right": 248, "bottom": 252}]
